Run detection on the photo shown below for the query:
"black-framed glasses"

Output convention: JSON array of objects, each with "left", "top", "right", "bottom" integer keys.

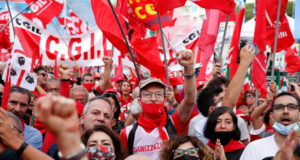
[
  {"left": 11, "top": 125, "right": 23, "bottom": 133},
  {"left": 172, "top": 148, "right": 199, "bottom": 157},
  {"left": 273, "top": 103, "right": 299, "bottom": 111}
]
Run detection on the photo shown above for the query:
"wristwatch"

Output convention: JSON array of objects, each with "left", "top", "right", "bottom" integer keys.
[{"left": 58, "top": 143, "right": 86, "bottom": 160}]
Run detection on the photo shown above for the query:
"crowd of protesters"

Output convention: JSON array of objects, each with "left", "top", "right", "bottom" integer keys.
[{"left": 0, "top": 45, "right": 300, "bottom": 160}]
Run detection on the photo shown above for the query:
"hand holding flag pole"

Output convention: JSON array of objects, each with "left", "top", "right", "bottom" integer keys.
[{"left": 107, "top": 0, "right": 141, "bottom": 81}]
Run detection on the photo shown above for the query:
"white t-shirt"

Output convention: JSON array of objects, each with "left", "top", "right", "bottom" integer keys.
[
  {"left": 194, "top": 116, "right": 250, "bottom": 144},
  {"left": 240, "top": 135, "right": 279, "bottom": 160},
  {"left": 188, "top": 114, "right": 205, "bottom": 136}
]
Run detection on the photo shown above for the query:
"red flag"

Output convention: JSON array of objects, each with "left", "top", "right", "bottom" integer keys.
[
  {"left": 285, "top": 47, "right": 300, "bottom": 74},
  {"left": 0, "top": 11, "right": 12, "bottom": 52},
  {"left": 57, "top": 10, "right": 90, "bottom": 35},
  {"left": 25, "top": 0, "right": 64, "bottom": 25},
  {"left": 252, "top": 0, "right": 267, "bottom": 98},
  {"left": 191, "top": 0, "right": 236, "bottom": 14},
  {"left": 198, "top": 9, "right": 221, "bottom": 82},
  {"left": 265, "top": 0, "right": 294, "bottom": 52},
  {"left": 91, "top": 0, "right": 128, "bottom": 54},
  {"left": 228, "top": 8, "right": 245, "bottom": 80},
  {"left": 1, "top": 64, "right": 11, "bottom": 110},
  {"left": 127, "top": 0, "right": 174, "bottom": 30},
  {"left": 153, "top": 0, "right": 187, "bottom": 14}
]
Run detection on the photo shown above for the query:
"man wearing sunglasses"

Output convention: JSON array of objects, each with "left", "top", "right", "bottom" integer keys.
[
  {"left": 241, "top": 92, "right": 300, "bottom": 160},
  {"left": 33, "top": 66, "right": 48, "bottom": 96}
]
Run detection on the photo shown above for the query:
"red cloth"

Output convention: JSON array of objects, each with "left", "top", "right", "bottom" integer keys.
[
  {"left": 138, "top": 112, "right": 168, "bottom": 141},
  {"left": 193, "top": 0, "right": 236, "bottom": 14},
  {"left": 91, "top": 0, "right": 128, "bottom": 54},
  {"left": 208, "top": 139, "right": 245, "bottom": 153},
  {"left": 24, "top": 0, "right": 63, "bottom": 25},
  {"left": 252, "top": 0, "right": 267, "bottom": 98},
  {"left": 42, "top": 131, "right": 56, "bottom": 153},
  {"left": 59, "top": 80, "right": 71, "bottom": 97},
  {"left": 228, "top": 8, "right": 245, "bottom": 80},
  {"left": 119, "top": 96, "right": 132, "bottom": 107},
  {"left": 285, "top": 47, "right": 300, "bottom": 74},
  {"left": 1, "top": 64, "right": 11, "bottom": 110},
  {"left": 153, "top": 0, "right": 186, "bottom": 14}
]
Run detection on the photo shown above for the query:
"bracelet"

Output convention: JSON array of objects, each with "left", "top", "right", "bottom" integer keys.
[
  {"left": 58, "top": 143, "right": 86, "bottom": 160},
  {"left": 16, "top": 142, "right": 28, "bottom": 156},
  {"left": 183, "top": 72, "right": 195, "bottom": 79}
]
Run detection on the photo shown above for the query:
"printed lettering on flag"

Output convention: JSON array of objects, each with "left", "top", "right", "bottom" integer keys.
[{"left": 13, "top": 13, "right": 108, "bottom": 67}]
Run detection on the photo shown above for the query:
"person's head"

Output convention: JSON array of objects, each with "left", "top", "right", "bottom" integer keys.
[
  {"left": 33, "top": 66, "right": 48, "bottom": 86},
  {"left": 7, "top": 86, "right": 31, "bottom": 120},
  {"left": 82, "top": 73, "right": 95, "bottom": 84},
  {"left": 196, "top": 86, "right": 223, "bottom": 117},
  {"left": 81, "top": 97, "right": 113, "bottom": 131},
  {"left": 271, "top": 92, "right": 300, "bottom": 135},
  {"left": 102, "top": 92, "right": 121, "bottom": 121},
  {"left": 81, "top": 125, "right": 125, "bottom": 160},
  {"left": 160, "top": 136, "right": 212, "bottom": 160},
  {"left": 139, "top": 78, "right": 166, "bottom": 119},
  {"left": 206, "top": 76, "right": 230, "bottom": 90},
  {"left": 204, "top": 107, "right": 240, "bottom": 146},
  {"left": 7, "top": 112, "right": 23, "bottom": 139},
  {"left": 263, "top": 108, "right": 274, "bottom": 127},
  {"left": 45, "top": 78, "right": 60, "bottom": 95},
  {"left": 70, "top": 86, "right": 89, "bottom": 105},
  {"left": 82, "top": 73, "right": 95, "bottom": 92},
  {"left": 243, "top": 90, "right": 256, "bottom": 106},
  {"left": 120, "top": 80, "right": 132, "bottom": 96}
]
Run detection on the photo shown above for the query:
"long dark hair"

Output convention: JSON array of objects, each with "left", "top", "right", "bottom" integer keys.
[
  {"left": 81, "top": 125, "right": 127, "bottom": 160},
  {"left": 204, "top": 107, "right": 241, "bottom": 142}
]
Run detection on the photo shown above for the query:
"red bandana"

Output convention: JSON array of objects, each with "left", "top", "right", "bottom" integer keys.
[
  {"left": 208, "top": 139, "right": 245, "bottom": 153},
  {"left": 138, "top": 112, "right": 168, "bottom": 141}
]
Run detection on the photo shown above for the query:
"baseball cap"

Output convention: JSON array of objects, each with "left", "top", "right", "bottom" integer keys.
[{"left": 139, "top": 78, "right": 166, "bottom": 90}]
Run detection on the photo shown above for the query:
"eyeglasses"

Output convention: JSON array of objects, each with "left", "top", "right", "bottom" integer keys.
[
  {"left": 141, "top": 91, "right": 164, "bottom": 99},
  {"left": 172, "top": 148, "right": 199, "bottom": 157},
  {"left": 11, "top": 125, "right": 22, "bottom": 133},
  {"left": 39, "top": 73, "right": 48, "bottom": 77},
  {"left": 273, "top": 103, "right": 299, "bottom": 111}
]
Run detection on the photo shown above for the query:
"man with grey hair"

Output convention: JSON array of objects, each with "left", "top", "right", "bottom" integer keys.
[
  {"left": 80, "top": 96, "right": 114, "bottom": 131},
  {"left": 45, "top": 78, "right": 61, "bottom": 96},
  {"left": 69, "top": 86, "right": 89, "bottom": 105}
]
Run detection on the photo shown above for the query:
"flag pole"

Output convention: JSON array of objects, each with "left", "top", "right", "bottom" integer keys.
[
  {"left": 270, "top": 0, "right": 282, "bottom": 80},
  {"left": 107, "top": 0, "right": 141, "bottom": 81},
  {"left": 219, "top": 14, "right": 230, "bottom": 66},
  {"left": 5, "top": 0, "right": 16, "bottom": 37},
  {"left": 157, "top": 12, "right": 170, "bottom": 87},
  {"left": 0, "top": 2, "right": 34, "bottom": 33}
]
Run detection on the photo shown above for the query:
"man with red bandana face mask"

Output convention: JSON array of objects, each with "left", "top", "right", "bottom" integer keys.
[{"left": 120, "top": 50, "right": 196, "bottom": 160}]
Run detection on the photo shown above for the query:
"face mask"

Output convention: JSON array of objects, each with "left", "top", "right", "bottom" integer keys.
[
  {"left": 82, "top": 83, "right": 94, "bottom": 92},
  {"left": 174, "top": 154, "right": 199, "bottom": 160},
  {"left": 213, "top": 131, "right": 235, "bottom": 146},
  {"left": 273, "top": 121, "right": 300, "bottom": 135},
  {"left": 86, "top": 145, "right": 115, "bottom": 160},
  {"left": 141, "top": 101, "right": 165, "bottom": 118}
]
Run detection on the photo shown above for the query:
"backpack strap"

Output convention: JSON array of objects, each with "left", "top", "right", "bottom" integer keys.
[
  {"left": 165, "top": 115, "right": 177, "bottom": 138},
  {"left": 127, "top": 122, "right": 138, "bottom": 155}
]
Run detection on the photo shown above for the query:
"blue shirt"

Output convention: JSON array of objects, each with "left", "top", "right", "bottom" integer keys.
[{"left": 24, "top": 124, "right": 43, "bottom": 150}]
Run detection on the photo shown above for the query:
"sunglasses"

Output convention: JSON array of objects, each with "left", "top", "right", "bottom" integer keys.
[
  {"left": 173, "top": 148, "right": 199, "bottom": 157},
  {"left": 39, "top": 73, "right": 48, "bottom": 77}
]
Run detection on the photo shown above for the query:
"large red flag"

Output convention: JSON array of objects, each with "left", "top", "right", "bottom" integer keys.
[
  {"left": 264, "top": 0, "right": 294, "bottom": 53},
  {"left": 228, "top": 8, "right": 245, "bottom": 80},
  {"left": 91, "top": 0, "right": 128, "bottom": 54},
  {"left": 191, "top": 0, "right": 236, "bottom": 14},
  {"left": 25, "top": 0, "right": 64, "bottom": 25},
  {"left": 252, "top": 0, "right": 267, "bottom": 98},
  {"left": 0, "top": 11, "right": 12, "bottom": 52},
  {"left": 198, "top": 9, "right": 221, "bottom": 82},
  {"left": 1, "top": 64, "right": 11, "bottom": 110},
  {"left": 285, "top": 47, "right": 300, "bottom": 74}
]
